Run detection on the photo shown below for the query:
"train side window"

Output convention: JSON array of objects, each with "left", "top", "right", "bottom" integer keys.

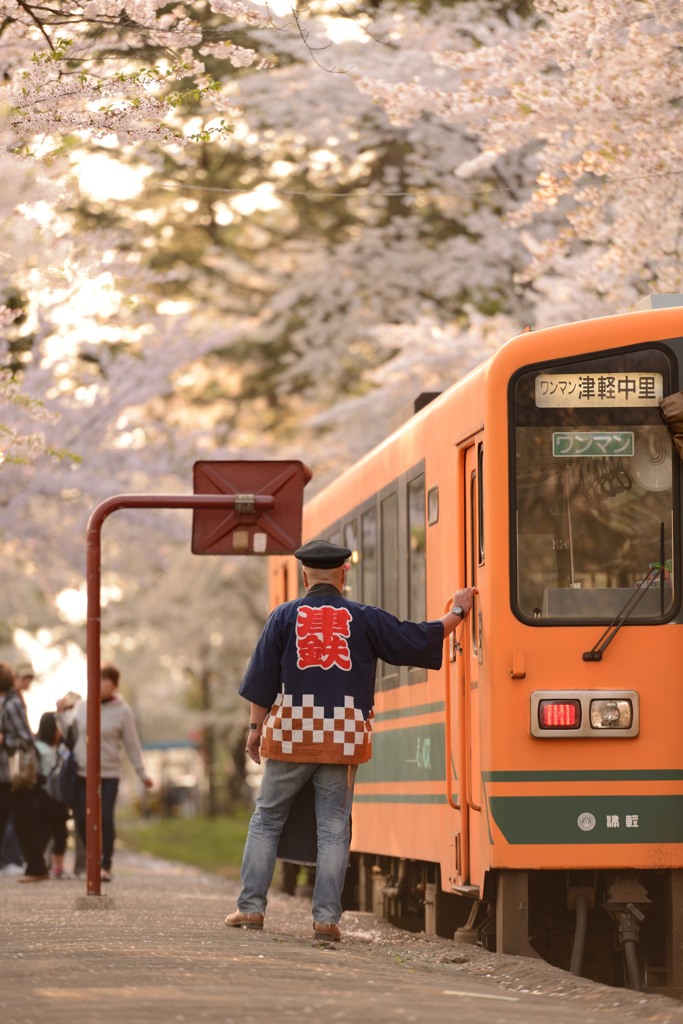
[
  {"left": 361, "top": 506, "right": 378, "bottom": 605},
  {"left": 381, "top": 491, "right": 400, "bottom": 617},
  {"left": 428, "top": 486, "right": 439, "bottom": 525},
  {"left": 343, "top": 519, "right": 359, "bottom": 600},
  {"left": 408, "top": 471, "right": 427, "bottom": 684},
  {"left": 379, "top": 489, "right": 400, "bottom": 689},
  {"left": 408, "top": 473, "right": 426, "bottom": 621}
]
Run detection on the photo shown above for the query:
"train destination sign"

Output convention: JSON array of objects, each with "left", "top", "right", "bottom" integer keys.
[
  {"left": 552, "top": 431, "right": 634, "bottom": 458},
  {"left": 535, "top": 372, "right": 663, "bottom": 407}
]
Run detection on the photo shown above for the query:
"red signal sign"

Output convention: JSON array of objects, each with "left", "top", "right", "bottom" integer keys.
[{"left": 191, "top": 460, "right": 311, "bottom": 556}]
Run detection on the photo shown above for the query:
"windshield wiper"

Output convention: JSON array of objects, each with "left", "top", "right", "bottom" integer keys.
[{"left": 583, "top": 524, "right": 667, "bottom": 662}]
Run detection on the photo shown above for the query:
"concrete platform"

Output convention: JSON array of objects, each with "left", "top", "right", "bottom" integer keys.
[{"left": 2, "top": 851, "right": 683, "bottom": 1024}]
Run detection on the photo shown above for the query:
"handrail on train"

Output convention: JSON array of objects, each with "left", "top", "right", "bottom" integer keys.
[
  {"left": 443, "top": 597, "right": 460, "bottom": 814},
  {"left": 443, "top": 596, "right": 472, "bottom": 885},
  {"left": 464, "top": 602, "right": 482, "bottom": 815}
]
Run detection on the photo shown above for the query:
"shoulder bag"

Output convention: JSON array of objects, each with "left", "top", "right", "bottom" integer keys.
[
  {"left": 46, "top": 745, "right": 78, "bottom": 805},
  {"left": 8, "top": 745, "right": 40, "bottom": 791},
  {"left": 2, "top": 693, "right": 40, "bottom": 790}
]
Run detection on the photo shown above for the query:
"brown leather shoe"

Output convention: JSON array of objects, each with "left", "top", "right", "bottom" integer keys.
[
  {"left": 224, "top": 910, "right": 264, "bottom": 930},
  {"left": 313, "top": 921, "right": 341, "bottom": 942}
]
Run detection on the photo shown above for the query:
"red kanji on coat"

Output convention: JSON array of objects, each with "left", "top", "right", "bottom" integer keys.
[{"left": 295, "top": 605, "right": 353, "bottom": 671}]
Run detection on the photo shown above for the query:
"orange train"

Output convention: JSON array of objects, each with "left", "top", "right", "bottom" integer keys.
[{"left": 269, "top": 298, "right": 683, "bottom": 995}]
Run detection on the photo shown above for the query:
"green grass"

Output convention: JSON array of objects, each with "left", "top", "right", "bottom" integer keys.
[{"left": 117, "top": 809, "right": 252, "bottom": 878}]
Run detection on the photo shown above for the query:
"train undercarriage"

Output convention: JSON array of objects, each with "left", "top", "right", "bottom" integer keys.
[{"left": 343, "top": 854, "right": 683, "bottom": 999}]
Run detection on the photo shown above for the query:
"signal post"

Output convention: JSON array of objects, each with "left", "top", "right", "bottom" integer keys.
[{"left": 83, "top": 461, "right": 310, "bottom": 899}]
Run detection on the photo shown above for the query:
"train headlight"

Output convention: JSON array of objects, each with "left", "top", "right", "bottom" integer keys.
[
  {"left": 589, "top": 699, "right": 633, "bottom": 730},
  {"left": 531, "top": 691, "right": 639, "bottom": 737}
]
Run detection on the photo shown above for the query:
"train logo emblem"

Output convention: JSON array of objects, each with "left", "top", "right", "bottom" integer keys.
[{"left": 577, "top": 812, "right": 596, "bottom": 832}]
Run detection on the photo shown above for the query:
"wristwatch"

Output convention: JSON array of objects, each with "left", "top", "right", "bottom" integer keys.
[
  {"left": 249, "top": 723, "right": 260, "bottom": 730},
  {"left": 452, "top": 605, "right": 465, "bottom": 620}
]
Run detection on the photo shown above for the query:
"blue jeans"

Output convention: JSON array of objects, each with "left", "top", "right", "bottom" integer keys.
[
  {"left": 74, "top": 776, "right": 120, "bottom": 871},
  {"left": 238, "top": 760, "right": 356, "bottom": 924}
]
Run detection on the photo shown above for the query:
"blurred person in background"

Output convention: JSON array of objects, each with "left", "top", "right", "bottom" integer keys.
[
  {"left": 55, "top": 691, "right": 81, "bottom": 749},
  {"left": 35, "top": 711, "right": 70, "bottom": 879},
  {"left": 55, "top": 690, "right": 85, "bottom": 875},
  {"left": 72, "top": 664, "right": 153, "bottom": 883},
  {"left": 1, "top": 661, "right": 49, "bottom": 881},
  {"left": 0, "top": 662, "right": 15, "bottom": 867},
  {"left": 0, "top": 663, "right": 23, "bottom": 874}
]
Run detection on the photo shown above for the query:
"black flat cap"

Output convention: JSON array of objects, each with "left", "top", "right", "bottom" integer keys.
[{"left": 294, "top": 539, "right": 352, "bottom": 569}]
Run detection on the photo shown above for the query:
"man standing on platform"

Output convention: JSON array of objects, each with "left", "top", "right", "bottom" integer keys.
[{"left": 225, "top": 539, "right": 476, "bottom": 941}]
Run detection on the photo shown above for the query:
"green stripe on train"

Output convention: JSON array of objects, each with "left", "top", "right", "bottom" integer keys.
[
  {"left": 354, "top": 793, "right": 451, "bottom": 804},
  {"left": 373, "top": 702, "right": 445, "bottom": 723},
  {"left": 359, "top": 722, "right": 446, "bottom": 783},
  {"left": 483, "top": 770, "right": 683, "bottom": 782},
  {"left": 490, "top": 795, "right": 683, "bottom": 844}
]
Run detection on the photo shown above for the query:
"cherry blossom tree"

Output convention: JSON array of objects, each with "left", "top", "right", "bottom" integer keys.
[
  {"left": 0, "top": 0, "right": 275, "bottom": 150},
  {"left": 6, "top": 0, "right": 676, "bottom": 764},
  {"left": 0, "top": 2, "right": 275, "bottom": 731},
  {"left": 355, "top": 0, "right": 683, "bottom": 306},
  {"left": 61, "top": 2, "right": 541, "bottom": 457}
]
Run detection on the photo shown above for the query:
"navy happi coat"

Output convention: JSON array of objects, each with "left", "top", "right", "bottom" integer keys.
[{"left": 239, "top": 584, "right": 444, "bottom": 764}]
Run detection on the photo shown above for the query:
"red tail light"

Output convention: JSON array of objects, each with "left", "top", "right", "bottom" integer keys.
[{"left": 538, "top": 700, "right": 581, "bottom": 729}]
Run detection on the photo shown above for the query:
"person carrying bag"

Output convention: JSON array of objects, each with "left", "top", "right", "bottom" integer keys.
[
  {"left": 0, "top": 661, "right": 49, "bottom": 882},
  {"left": 36, "top": 712, "right": 71, "bottom": 879}
]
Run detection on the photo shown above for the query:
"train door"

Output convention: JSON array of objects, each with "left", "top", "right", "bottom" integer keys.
[{"left": 462, "top": 438, "right": 484, "bottom": 885}]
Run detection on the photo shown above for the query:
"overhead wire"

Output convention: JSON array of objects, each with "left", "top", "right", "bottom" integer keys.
[{"left": 156, "top": 168, "right": 683, "bottom": 202}]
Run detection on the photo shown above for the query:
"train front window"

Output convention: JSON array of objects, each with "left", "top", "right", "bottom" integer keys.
[{"left": 512, "top": 347, "right": 676, "bottom": 622}]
